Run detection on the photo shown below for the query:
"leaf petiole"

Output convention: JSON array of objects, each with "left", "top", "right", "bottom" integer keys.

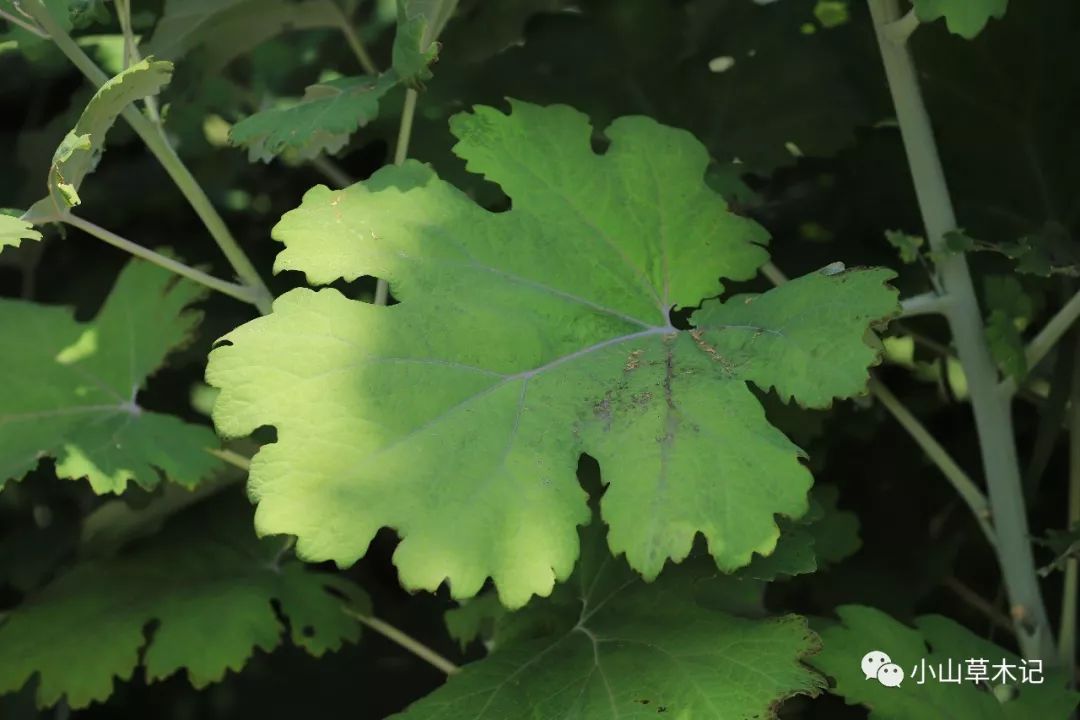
[
  {"left": 0, "top": 6, "right": 47, "bottom": 37},
  {"left": 343, "top": 606, "right": 461, "bottom": 676},
  {"left": 25, "top": 1, "right": 273, "bottom": 315},
  {"left": 64, "top": 214, "right": 262, "bottom": 308},
  {"left": 374, "top": 86, "right": 421, "bottom": 307}
]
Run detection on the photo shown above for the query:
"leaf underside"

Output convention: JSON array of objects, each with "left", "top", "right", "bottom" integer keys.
[
  {"left": 0, "top": 258, "right": 221, "bottom": 494},
  {"left": 208, "top": 100, "right": 898, "bottom": 608}
]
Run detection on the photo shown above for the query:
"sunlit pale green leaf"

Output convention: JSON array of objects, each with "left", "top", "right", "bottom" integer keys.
[
  {"left": 0, "top": 213, "right": 41, "bottom": 253},
  {"left": 0, "top": 258, "right": 221, "bottom": 494},
  {"left": 0, "top": 495, "right": 368, "bottom": 710},
  {"left": 208, "top": 101, "right": 898, "bottom": 608},
  {"left": 810, "top": 605, "right": 1079, "bottom": 719}
]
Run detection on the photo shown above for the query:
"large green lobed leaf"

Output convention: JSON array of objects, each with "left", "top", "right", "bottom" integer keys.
[
  {"left": 0, "top": 258, "right": 221, "bottom": 493},
  {"left": 208, "top": 101, "right": 898, "bottom": 608},
  {"left": 0, "top": 494, "right": 368, "bottom": 709}
]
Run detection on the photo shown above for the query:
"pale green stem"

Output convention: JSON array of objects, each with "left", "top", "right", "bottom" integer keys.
[
  {"left": 870, "top": 0, "right": 1053, "bottom": 661},
  {"left": 343, "top": 606, "right": 461, "bottom": 675},
  {"left": 870, "top": 380, "right": 996, "bottom": 546},
  {"left": 883, "top": 7, "right": 920, "bottom": 44},
  {"left": 113, "top": 0, "right": 162, "bottom": 125},
  {"left": 943, "top": 576, "right": 1014, "bottom": 636},
  {"left": 114, "top": 0, "right": 135, "bottom": 68},
  {"left": 206, "top": 447, "right": 253, "bottom": 472},
  {"left": 1025, "top": 289, "right": 1080, "bottom": 379},
  {"left": 0, "top": 7, "right": 47, "bottom": 37},
  {"left": 901, "top": 291, "right": 951, "bottom": 317},
  {"left": 759, "top": 260, "right": 788, "bottom": 286},
  {"left": 329, "top": 0, "right": 379, "bottom": 75},
  {"left": 310, "top": 154, "right": 355, "bottom": 188},
  {"left": 373, "top": 87, "right": 420, "bottom": 306},
  {"left": 1060, "top": 331, "right": 1080, "bottom": 676},
  {"left": 27, "top": 2, "right": 273, "bottom": 315},
  {"left": 1000, "top": 289, "right": 1080, "bottom": 396},
  {"left": 65, "top": 214, "right": 261, "bottom": 306}
]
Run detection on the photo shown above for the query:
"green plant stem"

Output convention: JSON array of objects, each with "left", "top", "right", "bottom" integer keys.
[
  {"left": 343, "top": 606, "right": 460, "bottom": 675},
  {"left": 329, "top": 0, "right": 379, "bottom": 75},
  {"left": 310, "top": 155, "right": 355, "bottom": 188},
  {"left": 943, "top": 576, "right": 1015, "bottom": 636},
  {"left": 759, "top": 261, "right": 788, "bottom": 287},
  {"left": 27, "top": 1, "right": 273, "bottom": 315},
  {"left": 113, "top": 0, "right": 163, "bottom": 125},
  {"left": 114, "top": 0, "right": 135, "bottom": 68},
  {"left": 870, "top": 379, "right": 996, "bottom": 546},
  {"left": 1000, "top": 289, "right": 1080, "bottom": 397},
  {"left": 900, "top": 291, "right": 950, "bottom": 317},
  {"left": 1024, "top": 289, "right": 1080, "bottom": 380},
  {"left": 1060, "top": 330, "right": 1080, "bottom": 676},
  {"left": 206, "top": 447, "right": 254, "bottom": 472},
  {"left": 65, "top": 214, "right": 261, "bottom": 307},
  {"left": 373, "top": 87, "right": 420, "bottom": 306},
  {"left": 883, "top": 7, "right": 920, "bottom": 44},
  {"left": 0, "top": 7, "right": 47, "bottom": 37},
  {"left": 869, "top": 0, "right": 1054, "bottom": 661}
]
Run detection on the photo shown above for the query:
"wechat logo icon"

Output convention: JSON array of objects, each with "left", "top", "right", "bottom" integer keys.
[{"left": 862, "top": 650, "right": 904, "bottom": 688}]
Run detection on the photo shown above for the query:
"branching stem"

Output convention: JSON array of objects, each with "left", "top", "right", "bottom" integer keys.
[
  {"left": 1015, "top": 289, "right": 1080, "bottom": 389},
  {"left": 883, "top": 7, "right": 920, "bottom": 45},
  {"left": 0, "top": 6, "right": 47, "bottom": 37},
  {"left": 329, "top": 1, "right": 379, "bottom": 75},
  {"left": 65, "top": 215, "right": 262, "bottom": 307},
  {"left": 900, "top": 291, "right": 951, "bottom": 317},
  {"left": 870, "top": 380, "right": 996, "bottom": 546},
  {"left": 869, "top": 0, "right": 1054, "bottom": 661},
  {"left": 26, "top": 1, "right": 273, "bottom": 315}
]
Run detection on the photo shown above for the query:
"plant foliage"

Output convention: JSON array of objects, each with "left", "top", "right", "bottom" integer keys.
[
  {"left": 0, "top": 259, "right": 221, "bottom": 493},
  {"left": 208, "top": 101, "right": 898, "bottom": 608}
]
